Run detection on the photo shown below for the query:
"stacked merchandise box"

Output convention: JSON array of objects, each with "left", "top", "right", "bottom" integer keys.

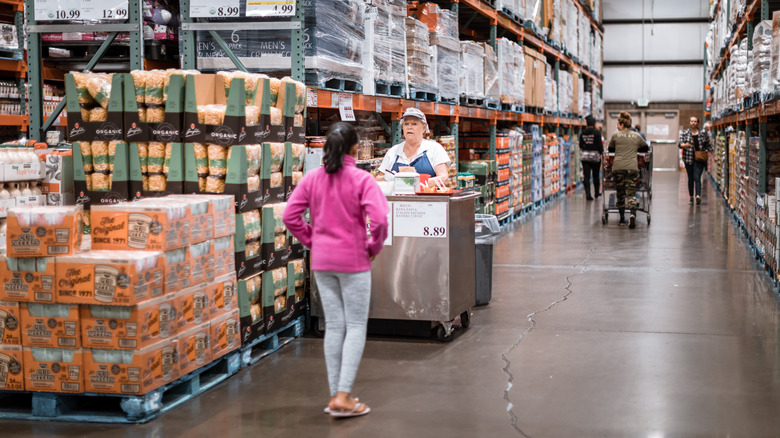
[
  {"left": 197, "top": 0, "right": 365, "bottom": 90},
  {"left": 748, "top": 137, "right": 760, "bottom": 242},
  {"left": 544, "top": 64, "right": 558, "bottom": 114},
  {"left": 728, "top": 132, "right": 737, "bottom": 205},
  {"left": 531, "top": 125, "right": 543, "bottom": 202},
  {"left": 508, "top": 129, "right": 524, "bottom": 211},
  {"left": 458, "top": 138, "right": 496, "bottom": 214},
  {"left": 522, "top": 131, "right": 533, "bottom": 206},
  {"left": 543, "top": 132, "right": 560, "bottom": 197},
  {"left": 409, "top": 3, "right": 460, "bottom": 103},
  {"left": 0, "top": 143, "right": 48, "bottom": 248},
  {"left": 495, "top": 135, "right": 512, "bottom": 217},
  {"left": 435, "top": 135, "right": 458, "bottom": 187},
  {"left": 715, "top": 133, "right": 727, "bottom": 190},
  {"left": 480, "top": 43, "right": 500, "bottom": 108},
  {"left": 460, "top": 41, "right": 485, "bottom": 103},
  {"left": 523, "top": 47, "right": 546, "bottom": 110},
  {"left": 752, "top": 20, "right": 772, "bottom": 102},
  {"left": 406, "top": 17, "right": 437, "bottom": 97},
  {"left": 559, "top": 134, "right": 570, "bottom": 191},
  {"left": 737, "top": 132, "right": 748, "bottom": 222},
  {"left": 497, "top": 38, "right": 524, "bottom": 107},
  {"left": 370, "top": 0, "right": 407, "bottom": 91}
]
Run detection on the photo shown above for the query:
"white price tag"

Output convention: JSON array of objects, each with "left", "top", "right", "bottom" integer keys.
[
  {"left": 376, "top": 99, "right": 382, "bottom": 113},
  {"left": 307, "top": 88, "right": 318, "bottom": 108},
  {"left": 35, "top": 0, "right": 81, "bottom": 21},
  {"left": 330, "top": 92, "right": 339, "bottom": 108},
  {"left": 80, "top": 0, "right": 128, "bottom": 20},
  {"left": 393, "top": 202, "right": 447, "bottom": 238},
  {"left": 246, "top": 0, "right": 296, "bottom": 17},
  {"left": 190, "top": 0, "right": 240, "bottom": 18},
  {"left": 339, "top": 93, "right": 356, "bottom": 122},
  {"left": 435, "top": 102, "right": 439, "bottom": 113}
]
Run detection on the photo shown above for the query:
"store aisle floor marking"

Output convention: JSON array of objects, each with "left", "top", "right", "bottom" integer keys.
[{"left": 500, "top": 248, "right": 595, "bottom": 438}]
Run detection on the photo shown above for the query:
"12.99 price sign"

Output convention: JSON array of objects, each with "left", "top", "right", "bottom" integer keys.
[
  {"left": 190, "top": 0, "right": 240, "bottom": 17},
  {"left": 35, "top": 0, "right": 129, "bottom": 21}
]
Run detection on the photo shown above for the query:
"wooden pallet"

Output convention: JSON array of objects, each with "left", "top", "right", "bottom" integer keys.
[{"left": 240, "top": 316, "right": 304, "bottom": 368}]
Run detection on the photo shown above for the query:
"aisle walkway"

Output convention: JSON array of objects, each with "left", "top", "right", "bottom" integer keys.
[{"left": 7, "top": 171, "right": 780, "bottom": 437}]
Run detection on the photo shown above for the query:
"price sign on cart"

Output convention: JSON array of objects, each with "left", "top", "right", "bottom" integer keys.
[
  {"left": 393, "top": 202, "right": 448, "bottom": 238},
  {"left": 246, "top": 0, "right": 296, "bottom": 17},
  {"left": 81, "top": 0, "right": 129, "bottom": 20},
  {"left": 35, "top": 0, "right": 81, "bottom": 21},
  {"left": 190, "top": 0, "right": 240, "bottom": 17}
]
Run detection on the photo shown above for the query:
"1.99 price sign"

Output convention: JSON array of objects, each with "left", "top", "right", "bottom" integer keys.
[
  {"left": 190, "top": 0, "right": 240, "bottom": 17},
  {"left": 246, "top": 0, "right": 296, "bottom": 17},
  {"left": 393, "top": 202, "right": 448, "bottom": 239}
]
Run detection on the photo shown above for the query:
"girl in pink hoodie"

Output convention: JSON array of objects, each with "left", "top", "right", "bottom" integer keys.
[{"left": 283, "top": 122, "right": 389, "bottom": 418}]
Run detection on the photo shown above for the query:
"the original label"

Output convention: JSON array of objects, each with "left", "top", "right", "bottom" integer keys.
[
  {"left": 339, "top": 93, "right": 356, "bottom": 122},
  {"left": 190, "top": 0, "right": 240, "bottom": 18},
  {"left": 246, "top": 0, "right": 295, "bottom": 17},
  {"left": 393, "top": 202, "right": 447, "bottom": 238}
]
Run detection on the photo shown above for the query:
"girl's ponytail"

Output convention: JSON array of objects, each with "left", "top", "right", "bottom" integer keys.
[{"left": 323, "top": 122, "right": 358, "bottom": 174}]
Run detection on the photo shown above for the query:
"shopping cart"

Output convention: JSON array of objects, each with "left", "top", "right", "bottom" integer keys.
[{"left": 601, "top": 150, "right": 653, "bottom": 226}]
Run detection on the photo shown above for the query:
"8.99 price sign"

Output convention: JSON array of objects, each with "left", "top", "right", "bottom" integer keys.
[
  {"left": 190, "top": 0, "right": 240, "bottom": 17},
  {"left": 393, "top": 202, "right": 448, "bottom": 239}
]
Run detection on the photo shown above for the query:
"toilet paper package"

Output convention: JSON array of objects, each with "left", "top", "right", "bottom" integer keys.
[
  {"left": 56, "top": 250, "right": 165, "bottom": 305},
  {"left": 210, "top": 309, "right": 239, "bottom": 360},
  {"left": 83, "top": 337, "right": 179, "bottom": 394},
  {"left": 177, "top": 322, "right": 212, "bottom": 376},
  {"left": 0, "top": 256, "right": 57, "bottom": 303},
  {"left": 0, "top": 344, "right": 24, "bottom": 390},
  {"left": 80, "top": 294, "right": 178, "bottom": 350},
  {"left": 23, "top": 347, "right": 83, "bottom": 393},
  {"left": 0, "top": 300, "right": 21, "bottom": 346},
  {"left": 20, "top": 303, "right": 80, "bottom": 348},
  {"left": 6, "top": 205, "right": 84, "bottom": 257}
]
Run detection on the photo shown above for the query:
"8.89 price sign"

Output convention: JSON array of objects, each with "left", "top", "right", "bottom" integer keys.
[{"left": 394, "top": 202, "right": 448, "bottom": 239}]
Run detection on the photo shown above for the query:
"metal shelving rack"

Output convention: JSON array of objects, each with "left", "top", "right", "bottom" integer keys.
[
  {"left": 0, "top": 0, "right": 28, "bottom": 135},
  {"left": 24, "top": 0, "right": 144, "bottom": 140}
]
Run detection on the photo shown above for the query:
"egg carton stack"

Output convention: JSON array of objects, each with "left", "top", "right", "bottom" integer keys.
[
  {"left": 0, "top": 197, "right": 242, "bottom": 396},
  {"left": 0, "top": 143, "right": 47, "bottom": 248}
]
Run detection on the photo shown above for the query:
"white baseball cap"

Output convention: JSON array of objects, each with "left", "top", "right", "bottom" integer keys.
[{"left": 401, "top": 107, "right": 429, "bottom": 133}]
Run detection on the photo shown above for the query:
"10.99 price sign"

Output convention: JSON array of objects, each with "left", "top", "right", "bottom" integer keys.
[
  {"left": 393, "top": 202, "right": 448, "bottom": 239},
  {"left": 35, "top": 0, "right": 129, "bottom": 21}
]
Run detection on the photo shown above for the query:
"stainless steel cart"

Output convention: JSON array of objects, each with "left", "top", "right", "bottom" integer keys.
[{"left": 601, "top": 151, "right": 653, "bottom": 226}]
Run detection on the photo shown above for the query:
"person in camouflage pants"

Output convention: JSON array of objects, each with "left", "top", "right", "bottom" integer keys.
[{"left": 612, "top": 170, "right": 638, "bottom": 218}]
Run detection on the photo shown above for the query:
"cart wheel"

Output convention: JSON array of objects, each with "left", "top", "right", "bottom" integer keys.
[
  {"left": 647, "top": 214, "right": 651, "bottom": 225},
  {"left": 460, "top": 311, "right": 471, "bottom": 329},
  {"left": 435, "top": 325, "right": 454, "bottom": 342}
]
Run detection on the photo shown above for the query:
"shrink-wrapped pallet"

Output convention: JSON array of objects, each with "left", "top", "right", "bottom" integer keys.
[
  {"left": 406, "top": 17, "right": 436, "bottom": 94},
  {"left": 372, "top": 0, "right": 406, "bottom": 84},
  {"left": 460, "top": 41, "right": 484, "bottom": 100},
  {"left": 481, "top": 43, "right": 500, "bottom": 105}
]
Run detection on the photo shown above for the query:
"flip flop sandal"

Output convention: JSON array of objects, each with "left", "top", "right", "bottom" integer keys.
[
  {"left": 324, "top": 398, "right": 359, "bottom": 414},
  {"left": 329, "top": 403, "right": 371, "bottom": 418}
]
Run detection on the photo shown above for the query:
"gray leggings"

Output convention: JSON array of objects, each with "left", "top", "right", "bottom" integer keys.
[{"left": 315, "top": 270, "right": 371, "bottom": 396}]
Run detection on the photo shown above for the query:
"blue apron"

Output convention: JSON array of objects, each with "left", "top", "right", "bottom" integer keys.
[{"left": 391, "top": 150, "right": 436, "bottom": 177}]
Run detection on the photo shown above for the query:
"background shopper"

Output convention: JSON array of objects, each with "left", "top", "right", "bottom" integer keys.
[
  {"left": 608, "top": 112, "right": 649, "bottom": 228},
  {"left": 283, "top": 122, "right": 389, "bottom": 418},
  {"left": 580, "top": 115, "right": 604, "bottom": 201},
  {"left": 679, "top": 116, "right": 712, "bottom": 205}
]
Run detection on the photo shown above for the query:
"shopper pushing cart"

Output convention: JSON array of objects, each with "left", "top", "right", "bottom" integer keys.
[{"left": 602, "top": 111, "right": 651, "bottom": 228}]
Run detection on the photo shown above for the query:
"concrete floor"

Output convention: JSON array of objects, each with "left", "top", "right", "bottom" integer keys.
[{"left": 6, "top": 171, "right": 780, "bottom": 437}]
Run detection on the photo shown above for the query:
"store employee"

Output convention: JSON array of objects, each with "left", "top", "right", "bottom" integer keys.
[{"left": 377, "top": 108, "right": 451, "bottom": 187}]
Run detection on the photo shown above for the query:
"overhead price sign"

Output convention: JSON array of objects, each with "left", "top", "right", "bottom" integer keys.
[
  {"left": 190, "top": 0, "right": 240, "bottom": 18},
  {"left": 246, "top": 0, "right": 296, "bottom": 17}
]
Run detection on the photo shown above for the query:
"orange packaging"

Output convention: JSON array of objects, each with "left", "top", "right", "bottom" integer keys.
[
  {"left": 0, "top": 344, "right": 24, "bottom": 390},
  {"left": 83, "top": 337, "right": 179, "bottom": 395},
  {"left": 163, "top": 248, "right": 192, "bottom": 294},
  {"left": 90, "top": 201, "right": 191, "bottom": 252},
  {"left": 178, "top": 322, "right": 212, "bottom": 376},
  {"left": 208, "top": 274, "right": 238, "bottom": 319},
  {"left": 189, "top": 239, "right": 216, "bottom": 286},
  {"left": 209, "top": 195, "right": 236, "bottom": 239},
  {"left": 20, "top": 303, "right": 80, "bottom": 348},
  {"left": 23, "top": 347, "right": 83, "bottom": 393},
  {"left": 56, "top": 250, "right": 165, "bottom": 305},
  {"left": 210, "top": 309, "right": 239, "bottom": 360},
  {"left": 173, "top": 287, "right": 211, "bottom": 333},
  {"left": 6, "top": 205, "right": 83, "bottom": 257},
  {"left": 80, "top": 294, "right": 179, "bottom": 350},
  {"left": 167, "top": 195, "right": 214, "bottom": 244},
  {"left": 0, "top": 300, "right": 21, "bottom": 346},
  {"left": 0, "top": 256, "right": 56, "bottom": 303},
  {"left": 213, "top": 236, "right": 235, "bottom": 278}
]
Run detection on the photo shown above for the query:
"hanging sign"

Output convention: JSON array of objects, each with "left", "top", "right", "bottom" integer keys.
[
  {"left": 393, "top": 202, "right": 447, "bottom": 238},
  {"left": 80, "top": 0, "right": 129, "bottom": 20},
  {"left": 246, "top": 0, "right": 296, "bottom": 17},
  {"left": 190, "top": 0, "right": 240, "bottom": 18},
  {"left": 339, "top": 93, "right": 356, "bottom": 122}
]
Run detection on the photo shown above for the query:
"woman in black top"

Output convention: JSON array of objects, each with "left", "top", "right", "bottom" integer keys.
[{"left": 580, "top": 115, "right": 604, "bottom": 200}]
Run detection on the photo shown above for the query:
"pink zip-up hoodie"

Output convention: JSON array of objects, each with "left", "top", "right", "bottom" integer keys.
[{"left": 283, "top": 155, "right": 389, "bottom": 272}]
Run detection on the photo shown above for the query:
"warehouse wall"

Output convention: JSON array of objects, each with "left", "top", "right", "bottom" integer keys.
[{"left": 603, "top": 0, "right": 708, "bottom": 104}]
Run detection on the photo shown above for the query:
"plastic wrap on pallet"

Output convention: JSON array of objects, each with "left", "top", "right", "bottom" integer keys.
[
  {"left": 406, "top": 17, "right": 436, "bottom": 93},
  {"left": 460, "top": 41, "right": 485, "bottom": 99},
  {"left": 753, "top": 20, "right": 773, "bottom": 100},
  {"left": 372, "top": 0, "right": 406, "bottom": 84},
  {"left": 481, "top": 43, "right": 500, "bottom": 104},
  {"left": 435, "top": 45, "right": 460, "bottom": 101},
  {"left": 497, "top": 38, "right": 521, "bottom": 104},
  {"left": 578, "top": 77, "right": 585, "bottom": 115},
  {"left": 514, "top": 43, "right": 525, "bottom": 106},
  {"left": 544, "top": 65, "right": 556, "bottom": 113}
]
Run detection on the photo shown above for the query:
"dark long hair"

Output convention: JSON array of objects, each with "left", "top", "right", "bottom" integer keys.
[{"left": 323, "top": 122, "right": 358, "bottom": 174}]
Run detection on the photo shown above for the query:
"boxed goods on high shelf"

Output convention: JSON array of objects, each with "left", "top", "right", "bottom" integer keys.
[
  {"left": 405, "top": 17, "right": 437, "bottom": 97},
  {"left": 544, "top": 64, "right": 558, "bottom": 114},
  {"left": 496, "top": 38, "right": 525, "bottom": 109},
  {"left": 408, "top": 2, "right": 460, "bottom": 103},
  {"left": 524, "top": 47, "right": 546, "bottom": 110},
  {"left": 460, "top": 41, "right": 485, "bottom": 103},
  {"left": 369, "top": 0, "right": 407, "bottom": 92},
  {"left": 752, "top": 20, "right": 772, "bottom": 102},
  {"left": 480, "top": 43, "right": 500, "bottom": 108},
  {"left": 198, "top": 0, "right": 365, "bottom": 90}
]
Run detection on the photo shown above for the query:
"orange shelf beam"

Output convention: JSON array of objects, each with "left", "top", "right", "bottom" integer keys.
[
  {"left": 0, "top": 59, "right": 26, "bottom": 77},
  {"left": 0, "top": 114, "right": 28, "bottom": 130}
]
